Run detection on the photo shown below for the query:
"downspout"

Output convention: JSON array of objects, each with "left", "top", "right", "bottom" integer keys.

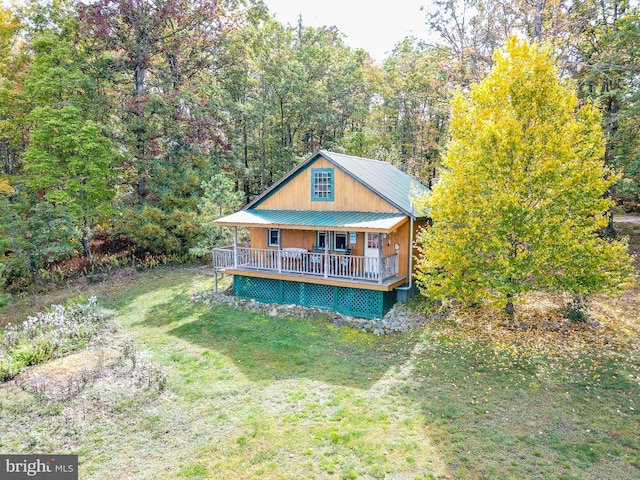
[{"left": 396, "top": 216, "right": 414, "bottom": 292}]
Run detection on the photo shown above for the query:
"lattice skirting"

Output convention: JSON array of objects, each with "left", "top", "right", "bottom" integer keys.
[{"left": 233, "top": 276, "right": 396, "bottom": 319}]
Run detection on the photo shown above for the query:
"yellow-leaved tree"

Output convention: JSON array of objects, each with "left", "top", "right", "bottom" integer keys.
[{"left": 413, "top": 37, "right": 635, "bottom": 315}]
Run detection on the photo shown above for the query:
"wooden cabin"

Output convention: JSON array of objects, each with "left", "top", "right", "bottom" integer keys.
[{"left": 213, "top": 150, "right": 430, "bottom": 318}]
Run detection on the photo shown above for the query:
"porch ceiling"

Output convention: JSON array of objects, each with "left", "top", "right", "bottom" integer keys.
[{"left": 214, "top": 209, "right": 408, "bottom": 233}]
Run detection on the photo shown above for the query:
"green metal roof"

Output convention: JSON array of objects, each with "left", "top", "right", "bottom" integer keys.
[
  {"left": 318, "top": 150, "right": 430, "bottom": 217},
  {"left": 246, "top": 150, "right": 431, "bottom": 218},
  {"left": 215, "top": 209, "right": 407, "bottom": 232}
]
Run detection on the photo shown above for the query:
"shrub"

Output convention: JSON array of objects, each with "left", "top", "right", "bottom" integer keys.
[
  {"left": 0, "top": 297, "right": 110, "bottom": 381},
  {"left": 119, "top": 206, "right": 200, "bottom": 255},
  {"left": 559, "top": 295, "right": 589, "bottom": 323}
]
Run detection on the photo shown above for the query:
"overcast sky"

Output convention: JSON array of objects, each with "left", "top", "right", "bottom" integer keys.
[{"left": 262, "top": 0, "right": 430, "bottom": 63}]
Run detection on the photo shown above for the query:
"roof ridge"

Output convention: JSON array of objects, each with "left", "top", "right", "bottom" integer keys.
[{"left": 319, "top": 149, "right": 390, "bottom": 166}]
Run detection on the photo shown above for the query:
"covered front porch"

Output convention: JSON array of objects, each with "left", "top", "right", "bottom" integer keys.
[{"left": 213, "top": 209, "right": 411, "bottom": 288}]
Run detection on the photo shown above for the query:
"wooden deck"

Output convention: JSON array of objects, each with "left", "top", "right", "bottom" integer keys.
[
  {"left": 225, "top": 267, "right": 406, "bottom": 291},
  {"left": 213, "top": 246, "right": 404, "bottom": 291}
]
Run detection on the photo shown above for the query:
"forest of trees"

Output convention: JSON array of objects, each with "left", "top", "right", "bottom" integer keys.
[{"left": 0, "top": 0, "right": 638, "bottom": 291}]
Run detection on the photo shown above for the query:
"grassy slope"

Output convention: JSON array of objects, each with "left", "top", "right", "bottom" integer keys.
[{"left": 0, "top": 239, "right": 638, "bottom": 479}]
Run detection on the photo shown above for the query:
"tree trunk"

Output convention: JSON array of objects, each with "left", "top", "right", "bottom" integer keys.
[
  {"left": 1, "top": 136, "right": 9, "bottom": 174},
  {"left": 505, "top": 300, "right": 515, "bottom": 317},
  {"left": 533, "top": 0, "right": 543, "bottom": 41},
  {"left": 82, "top": 216, "right": 92, "bottom": 258},
  {"left": 134, "top": 63, "right": 148, "bottom": 204},
  {"left": 602, "top": 89, "right": 620, "bottom": 238},
  {"left": 505, "top": 291, "right": 515, "bottom": 317},
  {"left": 243, "top": 121, "right": 250, "bottom": 204},
  {"left": 134, "top": 63, "right": 146, "bottom": 97},
  {"left": 602, "top": 186, "right": 616, "bottom": 238},
  {"left": 30, "top": 258, "right": 44, "bottom": 287},
  {"left": 137, "top": 177, "right": 146, "bottom": 204},
  {"left": 572, "top": 293, "right": 586, "bottom": 312}
]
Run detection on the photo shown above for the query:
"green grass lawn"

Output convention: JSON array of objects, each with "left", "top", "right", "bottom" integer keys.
[{"left": 1, "top": 266, "right": 638, "bottom": 479}]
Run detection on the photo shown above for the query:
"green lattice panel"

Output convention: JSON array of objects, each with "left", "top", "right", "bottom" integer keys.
[
  {"left": 234, "top": 276, "right": 396, "bottom": 319},
  {"left": 337, "top": 287, "right": 382, "bottom": 318},
  {"left": 234, "top": 276, "right": 280, "bottom": 303},
  {"left": 303, "top": 283, "right": 334, "bottom": 309},
  {"left": 282, "top": 281, "right": 301, "bottom": 304}
]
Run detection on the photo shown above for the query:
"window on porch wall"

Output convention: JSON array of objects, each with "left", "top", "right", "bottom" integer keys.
[
  {"left": 334, "top": 232, "right": 347, "bottom": 251},
  {"left": 316, "top": 231, "right": 327, "bottom": 249},
  {"left": 268, "top": 228, "right": 279, "bottom": 247}
]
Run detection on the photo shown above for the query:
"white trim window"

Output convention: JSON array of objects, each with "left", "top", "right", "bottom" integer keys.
[
  {"left": 268, "top": 228, "right": 280, "bottom": 247},
  {"left": 311, "top": 168, "right": 334, "bottom": 201},
  {"left": 333, "top": 232, "right": 348, "bottom": 251},
  {"left": 316, "top": 231, "right": 328, "bottom": 249}
]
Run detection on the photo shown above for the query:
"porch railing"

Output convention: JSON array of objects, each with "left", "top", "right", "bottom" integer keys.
[
  {"left": 212, "top": 246, "right": 399, "bottom": 283},
  {"left": 212, "top": 246, "right": 235, "bottom": 270}
]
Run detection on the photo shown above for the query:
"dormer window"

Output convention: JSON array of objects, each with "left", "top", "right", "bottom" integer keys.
[{"left": 311, "top": 168, "right": 334, "bottom": 201}]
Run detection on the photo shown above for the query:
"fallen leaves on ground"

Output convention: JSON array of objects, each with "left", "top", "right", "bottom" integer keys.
[{"left": 420, "top": 288, "right": 640, "bottom": 388}]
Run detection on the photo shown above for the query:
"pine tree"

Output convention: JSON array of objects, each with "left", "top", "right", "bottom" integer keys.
[
  {"left": 414, "top": 37, "right": 635, "bottom": 314},
  {"left": 190, "top": 173, "right": 243, "bottom": 257},
  {"left": 25, "top": 202, "right": 78, "bottom": 284}
]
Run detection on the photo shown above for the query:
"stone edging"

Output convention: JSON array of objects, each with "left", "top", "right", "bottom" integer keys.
[{"left": 191, "top": 290, "right": 446, "bottom": 335}]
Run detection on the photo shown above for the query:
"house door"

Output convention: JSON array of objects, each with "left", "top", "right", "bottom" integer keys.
[{"left": 364, "top": 232, "right": 380, "bottom": 277}]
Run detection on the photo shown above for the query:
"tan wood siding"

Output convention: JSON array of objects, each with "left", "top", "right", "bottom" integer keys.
[
  {"left": 281, "top": 229, "right": 311, "bottom": 249},
  {"left": 387, "top": 221, "right": 410, "bottom": 279},
  {"left": 248, "top": 227, "right": 265, "bottom": 249},
  {"left": 257, "top": 157, "right": 402, "bottom": 213},
  {"left": 249, "top": 227, "right": 364, "bottom": 253}
]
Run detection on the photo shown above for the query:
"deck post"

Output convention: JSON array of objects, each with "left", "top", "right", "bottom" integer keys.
[
  {"left": 324, "top": 232, "right": 329, "bottom": 278},
  {"left": 212, "top": 247, "right": 218, "bottom": 293},
  {"left": 378, "top": 236, "right": 383, "bottom": 284},
  {"left": 233, "top": 227, "right": 238, "bottom": 269},
  {"left": 277, "top": 242, "right": 282, "bottom": 273}
]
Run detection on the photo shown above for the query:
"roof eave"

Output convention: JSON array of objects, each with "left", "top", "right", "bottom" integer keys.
[
  {"left": 214, "top": 211, "right": 409, "bottom": 234},
  {"left": 214, "top": 221, "right": 406, "bottom": 234}
]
